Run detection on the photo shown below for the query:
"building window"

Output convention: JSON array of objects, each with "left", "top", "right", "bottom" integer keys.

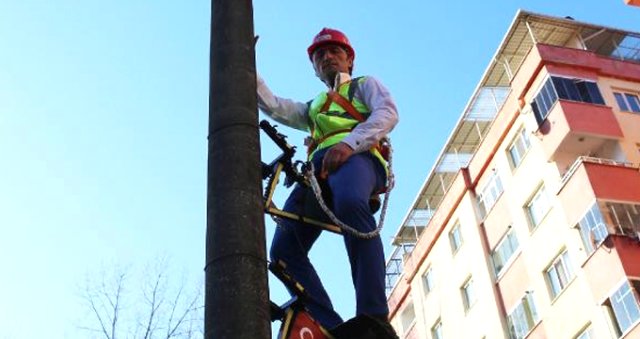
[
  {"left": 461, "top": 277, "right": 477, "bottom": 311},
  {"left": 614, "top": 92, "right": 640, "bottom": 113},
  {"left": 611, "top": 34, "right": 640, "bottom": 63},
  {"left": 508, "top": 128, "right": 532, "bottom": 169},
  {"left": 553, "top": 77, "right": 605, "bottom": 105},
  {"left": 576, "top": 201, "right": 640, "bottom": 254},
  {"left": 507, "top": 292, "right": 539, "bottom": 339},
  {"left": 576, "top": 202, "right": 608, "bottom": 254},
  {"left": 531, "top": 77, "right": 559, "bottom": 124},
  {"left": 531, "top": 76, "right": 605, "bottom": 125},
  {"left": 545, "top": 250, "right": 575, "bottom": 299},
  {"left": 423, "top": 267, "right": 435, "bottom": 295},
  {"left": 526, "top": 185, "right": 552, "bottom": 228},
  {"left": 604, "top": 281, "right": 640, "bottom": 336},
  {"left": 400, "top": 302, "right": 416, "bottom": 336},
  {"left": 431, "top": 319, "right": 443, "bottom": 339},
  {"left": 477, "top": 171, "right": 504, "bottom": 219},
  {"left": 449, "top": 222, "right": 463, "bottom": 254},
  {"left": 602, "top": 201, "right": 640, "bottom": 237},
  {"left": 575, "top": 325, "right": 595, "bottom": 339},
  {"left": 492, "top": 228, "right": 520, "bottom": 276}
]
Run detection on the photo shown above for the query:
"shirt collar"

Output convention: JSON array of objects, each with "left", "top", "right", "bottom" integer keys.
[{"left": 331, "top": 72, "right": 352, "bottom": 91}]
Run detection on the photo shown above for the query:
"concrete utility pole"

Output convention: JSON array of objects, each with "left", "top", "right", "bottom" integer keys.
[{"left": 206, "top": 1, "right": 270, "bottom": 338}]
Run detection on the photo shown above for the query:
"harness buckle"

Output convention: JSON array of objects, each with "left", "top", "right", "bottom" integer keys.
[{"left": 303, "top": 136, "right": 314, "bottom": 147}]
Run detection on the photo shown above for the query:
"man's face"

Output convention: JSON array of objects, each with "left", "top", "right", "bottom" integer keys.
[{"left": 311, "top": 44, "right": 353, "bottom": 83}]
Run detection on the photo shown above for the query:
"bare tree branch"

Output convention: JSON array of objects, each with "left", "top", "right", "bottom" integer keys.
[
  {"left": 81, "top": 268, "right": 127, "bottom": 339},
  {"left": 111, "top": 272, "right": 125, "bottom": 339},
  {"left": 165, "top": 280, "right": 184, "bottom": 338},
  {"left": 84, "top": 284, "right": 111, "bottom": 339},
  {"left": 142, "top": 269, "right": 164, "bottom": 339},
  {"left": 78, "top": 258, "right": 203, "bottom": 339},
  {"left": 166, "top": 283, "right": 202, "bottom": 339}
]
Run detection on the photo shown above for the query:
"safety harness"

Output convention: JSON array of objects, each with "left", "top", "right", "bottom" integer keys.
[
  {"left": 306, "top": 77, "right": 390, "bottom": 173},
  {"left": 298, "top": 78, "right": 396, "bottom": 238},
  {"left": 261, "top": 75, "right": 396, "bottom": 239}
]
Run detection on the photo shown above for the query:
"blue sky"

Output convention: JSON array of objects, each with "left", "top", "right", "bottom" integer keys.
[{"left": 0, "top": 1, "right": 638, "bottom": 338}]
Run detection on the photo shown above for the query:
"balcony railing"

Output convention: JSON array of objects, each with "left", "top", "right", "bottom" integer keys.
[
  {"left": 559, "top": 156, "right": 637, "bottom": 190},
  {"left": 385, "top": 243, "right": 416, "bottom": 296}
]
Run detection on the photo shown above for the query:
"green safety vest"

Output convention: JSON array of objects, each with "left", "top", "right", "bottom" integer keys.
[{"left": 307, "top": 77, "right": 387, "bottom": 167}]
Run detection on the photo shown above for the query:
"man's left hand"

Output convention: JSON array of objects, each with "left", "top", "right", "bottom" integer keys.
[{"left": 320, "top": 142, "right": 354, "bottom": 179}]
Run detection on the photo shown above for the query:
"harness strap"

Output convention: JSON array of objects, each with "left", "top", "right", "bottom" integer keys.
[
  {"left": 307, "top": 87, "right": 363, "bottom": 157},
  {"left": 319, "top": 95, "right": 333, "bottom": 113},
  {"left": 347, "top": 77, "right": 361, "bottom": 102},
  {"left": 326, "top": 90, "right": 365, "bottom": 122},
  {"left": 313, "top": 89, "right": 389, "bottom": 165},
  {"left": 306, "top": 128, "right": 352, "bottom": 157}
]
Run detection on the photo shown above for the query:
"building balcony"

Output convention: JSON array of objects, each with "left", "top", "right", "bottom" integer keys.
[
  {"left": 557, "top": 156, "right": 640, "bottom": 299},
  {"left": 558, "top": 156, "right": 640, "bottom": 211},
  {"left": 385, "top": 243, "right": 415, "bottom": 297},
  {"left": 538, "top": 100, "right": 623, "bottom": 162}
]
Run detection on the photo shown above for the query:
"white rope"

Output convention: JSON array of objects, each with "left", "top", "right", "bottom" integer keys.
[{"left": 305, "top": 140, "right": 394, "bottom": 239}]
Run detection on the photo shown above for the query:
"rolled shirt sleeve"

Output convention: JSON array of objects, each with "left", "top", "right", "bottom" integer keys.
[
  {"left": 341, "top": 76, "right": 399, "bottom": 153},
  {"left": 257, "top": 74, "right": 309, "bottom": 132}
]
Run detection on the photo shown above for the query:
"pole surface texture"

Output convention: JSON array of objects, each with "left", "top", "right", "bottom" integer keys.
[{"left": 206, "top": 0, "right": 270, "bottom": 338}]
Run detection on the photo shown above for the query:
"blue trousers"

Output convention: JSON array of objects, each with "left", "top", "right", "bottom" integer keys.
[{"left": 269, "top": 148, "right": 389, "bottom": 329}]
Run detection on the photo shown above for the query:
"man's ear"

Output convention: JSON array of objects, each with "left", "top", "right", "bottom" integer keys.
[{"left": 313, "top": 62, "right": 322, "bottom": 79}]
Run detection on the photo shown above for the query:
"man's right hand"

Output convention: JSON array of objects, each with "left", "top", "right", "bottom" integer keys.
[{"left": 320, "top": 142, "right": 354, "bottom": 179}]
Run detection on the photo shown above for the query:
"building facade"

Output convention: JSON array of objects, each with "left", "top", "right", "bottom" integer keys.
[{"left": 386, "top": 11, "right": 640, "bottom": 339}]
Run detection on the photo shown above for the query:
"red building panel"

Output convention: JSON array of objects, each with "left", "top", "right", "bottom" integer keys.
[
  {"left": 537, "top": 44, "right": 640, "bottom": 83},
  {"left": 585, "top": 162, "right": 640, "bottom": 202}
]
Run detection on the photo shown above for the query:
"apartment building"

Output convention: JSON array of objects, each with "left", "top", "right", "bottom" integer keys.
[{"left": 386, "top": 10, "right": 640, "bottom": 339}]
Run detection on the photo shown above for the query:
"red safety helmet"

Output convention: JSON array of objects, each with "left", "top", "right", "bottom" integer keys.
[{"left": 307, "top": 28, "right": 355, "bottom": 61}]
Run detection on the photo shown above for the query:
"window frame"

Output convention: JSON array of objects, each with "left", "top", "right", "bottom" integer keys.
[
  {"left": 576, "top": 201, "right": 609, "bottom": 254},
  {"left": 531, "top": 75, "right": 605, "bottom": 125},
  {"left": 574, "top": 79, "right": 605, "bottom": 104},
  {"left": 423, "top": 266, "right": 435, "bottom": 296},
  {"left": 614, "top": 91, "right": 640, "bottom": 113},
  {"left": 461, "top": 277, "right": 477, "bottom": 312},
  {"left": 602, "top": 201, "right": 640, "bottom": 236},
  {"left": 576, "top": 200, "right": 640, "bottom": 254},
  {"left": 431, "top": 319, "right": 443, "bottom": 339},
  {"left": 492, "top": 227, "right": 520, "bottom": 277},
  {"left": 604, "top": 280, "right": 640, "bottom": 337},
  {"left": 477, "top": 171, "right": 504, "bottom": 219},
  {"left": 507, "top": 291, "right": 540, "bottom": 339},
  {"left": 525, "top": 184, "right": 552, "bottom": 229},
  {"left": 449, "top": 222, "right": 463, "bottom": 254},
  {"left": 574, "top": 324, "right": 595, "bottom": 339},
  {"left": 545, "top": 249, "right": 575, "bottom": 299},
  {"left": 507, "top": 127, "right": 532, "bottom": 170},
  {"left": 552, "top": 76, "right": 605, "bottom": 104},
  {"left": 399, "top": 302, "right": 416, "bottom": 336},
  {"left": 532, "top": 77, "right": 559, "bottom": 124},
  {"left": 624, "top": 93, "right": 638, "bottom": 112}
]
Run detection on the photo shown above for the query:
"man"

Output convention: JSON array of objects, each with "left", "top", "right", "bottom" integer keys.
[{"left": 257, "top": 28, "right": 399, "bottom": 334}]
